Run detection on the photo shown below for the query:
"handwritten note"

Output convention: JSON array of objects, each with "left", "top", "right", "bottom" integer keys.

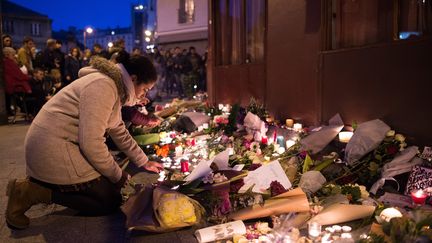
[
  {"left": 194, "top": 220, "right": 246, "bottom": 243},
  {"left": 239, "top": 160, "right": 292, "bottom": 193}
]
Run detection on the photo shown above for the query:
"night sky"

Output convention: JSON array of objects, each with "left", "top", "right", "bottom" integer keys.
[{"left": 9, "top": 0, "right": 143, "bottom": 31}]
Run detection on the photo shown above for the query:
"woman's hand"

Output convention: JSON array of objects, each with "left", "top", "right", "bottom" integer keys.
[{"left": 143, "top": 161, "right": 164, "bottom": 173}]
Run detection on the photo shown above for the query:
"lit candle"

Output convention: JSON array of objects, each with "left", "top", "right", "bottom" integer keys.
[
  {"left": 411, "top": 189, "right": 427, "bottom": 205},
  {"left": 261, "top": 136, "right": 268, "bottom": 145},
  {"left": 277, "top": 147, "right": 286, "bottom": 154},
  {"left": 339, "top": 131, "right": 354, "bottom": 143},
  {"left": 308, "top": 221, "right": 321, "bottom": 238},
  {"left": 286, "top": 140, "right": 296, "bottom": 149},
  {"left": 285, "top": 118, "right": 294, "bottom": 128},
  {"left": 175, "top": 146, "right": 183, "bottom": 157},
  {"left": 293, "top": 123, "right": 302, "bottom": 132},
  {"left": 180, "top": 159, "right": 189, "bottom": 173},
  {"left": 276, "top": 136, "right": 285, "bottom": 147}
]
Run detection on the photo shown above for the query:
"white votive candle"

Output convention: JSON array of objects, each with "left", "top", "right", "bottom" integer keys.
[
  {"left": 338, "top": 131, "right": 354, "bottom": 143},
  {"left": 293, "top": 123, "right": 302, "bottom": 132},
  {"left": 308, "top": 221, "right": 321, "bottom": 238},
  {"left": 286, "top": 140, "right": 296, "bottom": 149}
]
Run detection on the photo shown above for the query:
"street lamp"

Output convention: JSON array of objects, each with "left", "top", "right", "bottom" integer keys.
[{"left": 83, "top": 27, "right": 93, "bottom": 49}]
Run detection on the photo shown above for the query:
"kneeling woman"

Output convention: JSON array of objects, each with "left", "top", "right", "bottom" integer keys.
[{"left": 6, "top": 56, "right": 163, "bottom": 229}]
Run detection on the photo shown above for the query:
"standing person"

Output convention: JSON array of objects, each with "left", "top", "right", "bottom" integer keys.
[
  {"left": 34, "top": 39, "right": 57, "bottom": 72},
  {"left": 3, "top": 47, "right": 32, "bottom": 115},
  {"left": 28, "top": 68, "right": 49, "bottom": 116},
  {"left": 5, "top": 56, "right": 163, "bottom": 230},
  {"left": 53, "top": 40, "right": 66, "bottom": 82},
  {"left": 93, "top": 43, "right": 109, "bottom": 59},
  {"left": 17, "top": 37, "right": 35, "bottom": 75},
  {"left": 64, "top": 47, "right": 81, "bottom": 85},
  {"left": 2, "top": 34, "right": 13, "bottom": 48}
]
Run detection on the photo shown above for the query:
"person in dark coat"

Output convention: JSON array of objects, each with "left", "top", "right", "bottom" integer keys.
[{"left": 64, "top": 47, "right": 81, "bottom": 85}]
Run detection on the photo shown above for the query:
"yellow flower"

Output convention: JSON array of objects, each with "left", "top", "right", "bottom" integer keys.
[{"left": 158, "top": 193, "right": 197, "bottom": 227}]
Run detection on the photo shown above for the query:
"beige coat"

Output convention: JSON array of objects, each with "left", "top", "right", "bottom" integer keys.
[{"left": 25, "top": 58, "right": 148, "bottom": 185}]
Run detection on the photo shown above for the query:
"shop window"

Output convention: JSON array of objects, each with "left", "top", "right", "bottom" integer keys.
[
  {"left": 325, "top": 0, "right": 432, "bottom": 50},
  {"left": 214, "top": 0, "right": 266, "bottom": 66}
]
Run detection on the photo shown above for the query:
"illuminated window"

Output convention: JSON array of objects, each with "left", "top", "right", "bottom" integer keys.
[{"left": 179, "top": 0, "right": 195, "bottom": 24}]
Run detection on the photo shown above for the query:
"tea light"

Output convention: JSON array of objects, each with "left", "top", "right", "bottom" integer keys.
[
  {"left": 202, "top": 123, "right": 209, "bottom": 129},
  {"left": 175, "top": 146, "right": 183, "bottom": 157},
  {"left": 293, "top": 123, "right": 302, "bottom": 132},
  {"left": 285, "top": 118, "right": 294, "bottom": 128},
  {"left": 332, "top": 225, "right": 342, "bottom": 233},
  {"left": 411, "top": 189, "right": 428, "bottom": 205},
  {"left": 342, "top": 226, "right": 352, "bottom": 232},
  {"left": 261, "top": 136, "right": 268, "bottom": 145},
  {"left": 277, "top": 147, "right": 286, "bottom": 154},
  {"left": 338, "top": 131, "right": 354, "bottom": 143},
  {"left": 308, "top": 221, "right": 321, "bottom": 238},
  {"left": 286, "top": 140, "right": 296, "bottom": 149}
]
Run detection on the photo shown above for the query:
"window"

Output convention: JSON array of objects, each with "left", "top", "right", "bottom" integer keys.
[
  {"left": 214, "top": 0, "right": 266, "bottom": 66},
  {"left": 31, "top": 23, "right": 40, "bottom": 36},
  {"left": 179, "top": 0, "right": 195, "bottom": 24},
  {"left": 324, "top": 0, "right": 432, "bottom": 50},
  {"left": 3, "top": 20, "right": 14, "bottom": 34}
]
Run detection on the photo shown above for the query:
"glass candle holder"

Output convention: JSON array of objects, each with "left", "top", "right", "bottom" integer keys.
[
  {"left": 411, "top": 189, "right": 427, "bottom": 205},
  {"left": 308, "top": 221, "right": 321, "bottom": 239}
]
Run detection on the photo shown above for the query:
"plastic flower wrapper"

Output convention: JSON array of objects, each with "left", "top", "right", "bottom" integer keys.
[
  {"left": 121, "top": 186, "right": 205, "bottom": 232},
  {"left": 345, "top": 119, "right": 390, "bottom": 165}
]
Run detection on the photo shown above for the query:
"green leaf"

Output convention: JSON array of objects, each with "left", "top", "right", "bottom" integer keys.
[
  {"left": 133, "top": 133, "right": 160, "bottom": 146},
  {"left": 303, "top": 154, "right": 313, "bottom": 173},
  {"left": 313, "top": 159, "right": 333, "bottom": 171}
]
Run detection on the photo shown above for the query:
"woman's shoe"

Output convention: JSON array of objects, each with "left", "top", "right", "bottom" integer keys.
[{"left": 5, "top": 178, "right": 52, "bottom": 229}]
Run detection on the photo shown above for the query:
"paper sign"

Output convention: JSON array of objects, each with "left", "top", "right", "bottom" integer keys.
[
  {"left": 213, "top": 149, "right": 230, "bottom": 170},
  {"left": 185, "top": 159, "right": 212, "bottom": 182},
  {"left": 239, "top": 160, "right": 292, "bottom": 193},
  {"left": 421, "top": 146, "right": 432, "bottom": 161},
  {"left": 194, "top": 220, "right": 246, "bottom": 243}
]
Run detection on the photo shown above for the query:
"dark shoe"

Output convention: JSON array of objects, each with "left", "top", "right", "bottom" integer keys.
[{"left": 5, "top": 178, "right": 52, "bottom": 229}]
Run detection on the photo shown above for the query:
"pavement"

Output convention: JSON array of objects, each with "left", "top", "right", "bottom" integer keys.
[{"left": 0, "top": 121, "right": 200, "bottom": 243}]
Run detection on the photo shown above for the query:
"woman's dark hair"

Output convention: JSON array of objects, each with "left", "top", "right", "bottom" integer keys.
[{"left": 124, "top": 56, "right": 157, "bottom": 85}]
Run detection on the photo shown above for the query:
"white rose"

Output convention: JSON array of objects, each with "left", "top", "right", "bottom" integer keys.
[
  {"left": 395, "top": 134, "right": 406, "bottom": 143},
  {"left": 386, "top": 130, "right": 395, "bottom": 137},
  {"left": 359, "top": 185, "right": 369, "bottom": 199}
]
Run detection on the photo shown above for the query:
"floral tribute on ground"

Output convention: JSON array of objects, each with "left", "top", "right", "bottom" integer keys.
[{"left": 120, "top": 96, "right": 432, "bottom": 243}]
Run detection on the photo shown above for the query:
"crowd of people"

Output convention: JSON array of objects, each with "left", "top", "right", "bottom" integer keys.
[{"left": 2, "top": 34, "right": 208, "bottom": 120}]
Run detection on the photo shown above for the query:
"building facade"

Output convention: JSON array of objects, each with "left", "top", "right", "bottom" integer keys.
[
  {"left": 208, "top": 0, "right": 432, "bottom": 146},
  {"left": 76, "top": 27, "right": 134, "bottom": 53},
  {"left": 131, "top": 0, "right": 157, "bottom": 50},
  {"left": 1, "top": 0, "right": 52, "bottom": 50},
  {"left": 156, "top": 0, "right": 208, "bottom": 54}
]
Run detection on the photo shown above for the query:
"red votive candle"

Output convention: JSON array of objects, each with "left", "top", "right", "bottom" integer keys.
[
  {"left": 261, "top": 136, "right": 268, "bottom": 145},
  {"left": 411, "top": 189, "right": 427, "bottom": 205},
  {"left": 180, "top": 160, "right": 189, "bottom": 173}
]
